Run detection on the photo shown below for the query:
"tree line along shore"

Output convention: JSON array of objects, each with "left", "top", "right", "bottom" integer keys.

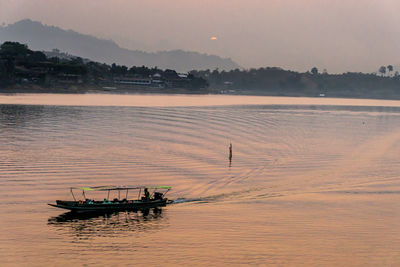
[
  {"left": 1, "top": 41, "right": 400, "bottom": 99},
  {"left": 0, "top": 42, "right": 209, "bottom": 93},
  {"left": 192, "top": 66, "right": 400, "bottom": 99}
]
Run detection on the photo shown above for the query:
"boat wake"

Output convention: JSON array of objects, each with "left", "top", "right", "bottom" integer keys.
[
  {"left": 171, "top": 187, "right": 264, "bottom": 205},
  {"left": 171, "top": 198, "right": 205, "bottom": 204}
]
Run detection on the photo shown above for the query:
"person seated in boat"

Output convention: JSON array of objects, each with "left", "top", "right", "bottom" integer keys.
[
  {"left": 85, "top": 198, "right": 94, "bottom": 204},
  {"left": 153, "top": 192, "right": 163, "bottom": 200}
]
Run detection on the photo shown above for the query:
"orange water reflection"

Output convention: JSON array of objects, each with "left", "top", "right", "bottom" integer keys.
[
  {"left": 1, "top": 95, "right": 400, "bottom": 266},
  {"left": 1, "top": 93, "right": 400, "bottom": 107}
]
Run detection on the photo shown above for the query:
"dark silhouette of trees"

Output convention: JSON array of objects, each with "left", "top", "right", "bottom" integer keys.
[
  {"left": 311, "top": 67, "right": 319, "bottom": 75},
  {"left": 28, "top": 51, "right": 47, "bottom": 62},
  {"left": 0, "top": 41, "right": 207, "bottom": 90},
  {"left": 0, "top": 42, "right": 31, "bottom": 57},
  {"left": 379, "top": 66, "right": 387, "bottom": 76},
  {"left": 111, "top": 63, "right": 128, "bottom": 76},
  {"left": 387, "top": 65, "right": 393, "bottom": 76},
  {"left": 192, "top": 67, "right": 400, "bottom": 98}
]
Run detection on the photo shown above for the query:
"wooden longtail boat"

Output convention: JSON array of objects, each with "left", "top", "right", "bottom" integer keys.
[{"left": 48, "top": 185, "right": 172, "bottom": 213}]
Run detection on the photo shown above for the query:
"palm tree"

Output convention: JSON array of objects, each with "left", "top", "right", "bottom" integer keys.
[
  {"left": 311, "top": 67, "right": 318, "bottom": 75},
  {"left": 387, "top": 65, "right": 394, "bottom": 76},
  {"left": 379, "top": 66, "right": 386, "bottom": 76}
]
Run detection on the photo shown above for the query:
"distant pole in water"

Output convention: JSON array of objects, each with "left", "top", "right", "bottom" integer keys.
[{"left": 229, "top": 142, "right": 232, "bottom": 162}]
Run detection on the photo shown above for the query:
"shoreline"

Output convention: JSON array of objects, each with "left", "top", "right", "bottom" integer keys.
[
  {"left": 2, "top": 84, "right": 400, "bottom": 101},
  {"left": 2, "top": 92, "right": 400, "bottom": 108},
  {"left": 0, "top": 84, "right": 211, "bottom": 95}
]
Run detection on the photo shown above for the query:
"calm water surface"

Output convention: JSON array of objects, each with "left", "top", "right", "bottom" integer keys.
[{"left": 1, "top": 94, "right": 400, "bottom": 266}]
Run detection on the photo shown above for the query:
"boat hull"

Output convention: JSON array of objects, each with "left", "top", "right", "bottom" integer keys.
[{"left": 49, "top": 199, "right": 170, "bottom": 213}]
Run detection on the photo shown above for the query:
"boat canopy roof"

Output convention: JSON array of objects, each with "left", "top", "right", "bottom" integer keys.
[{"left": 71, "top": 185, "right": 171, "bottom": 191}]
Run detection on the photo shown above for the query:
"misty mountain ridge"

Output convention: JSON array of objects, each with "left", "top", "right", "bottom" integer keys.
[{"left": 0, "top": 19, "right": 240, "bottom": 72}]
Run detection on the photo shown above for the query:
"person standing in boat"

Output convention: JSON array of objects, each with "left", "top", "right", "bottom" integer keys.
[
  {"left": 144, "top": 188, "right": 150, "bottom": 201},
  {"left": 229, "top": 142, "right": 233, "bottom": 162}
]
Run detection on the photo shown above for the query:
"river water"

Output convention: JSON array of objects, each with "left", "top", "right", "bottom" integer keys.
[{"left": 1, "top": 94, "right": 400, "bottom": 266}]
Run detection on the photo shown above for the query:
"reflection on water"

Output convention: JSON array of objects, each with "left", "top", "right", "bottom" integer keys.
[
  {"left": 1, "top": 94, "right": 400, "bottom": 266},
  {"left": 3, "top": 93, "right": 400, "bottom": 107},
  {"left": 48, "top": 208, "right": 166, "bottom": 238},
  {"left": 0, "top": 105, "right": 43, "bottom": 125}
]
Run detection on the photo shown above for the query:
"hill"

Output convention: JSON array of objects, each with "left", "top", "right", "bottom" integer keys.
[{"left": 0, "top": 19, "right": 240, "bottom": 72}]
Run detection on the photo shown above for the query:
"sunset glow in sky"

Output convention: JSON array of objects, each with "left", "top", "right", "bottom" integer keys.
[{"left": 1, "top": 0, "right": 400, "bottom": 72}]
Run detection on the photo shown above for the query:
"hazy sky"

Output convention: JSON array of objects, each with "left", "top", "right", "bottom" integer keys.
[{"left": 1, "top": 0, "right": 400, "bottom": 73}]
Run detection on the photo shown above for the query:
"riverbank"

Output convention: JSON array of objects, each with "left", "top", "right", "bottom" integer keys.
[
  {"left": 2, "top": 93, "right": 400, "bottom": 108},
  {"left": 3, "top": 84, "right": 400, "bottom": 101},
  {"left": 0, "top": 83, "right": 210, "bottom": 95}
]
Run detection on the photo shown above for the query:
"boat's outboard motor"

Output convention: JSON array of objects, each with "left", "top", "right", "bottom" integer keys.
[{"left": 154, "top": 192, "right": 163, "bottom": 200}]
